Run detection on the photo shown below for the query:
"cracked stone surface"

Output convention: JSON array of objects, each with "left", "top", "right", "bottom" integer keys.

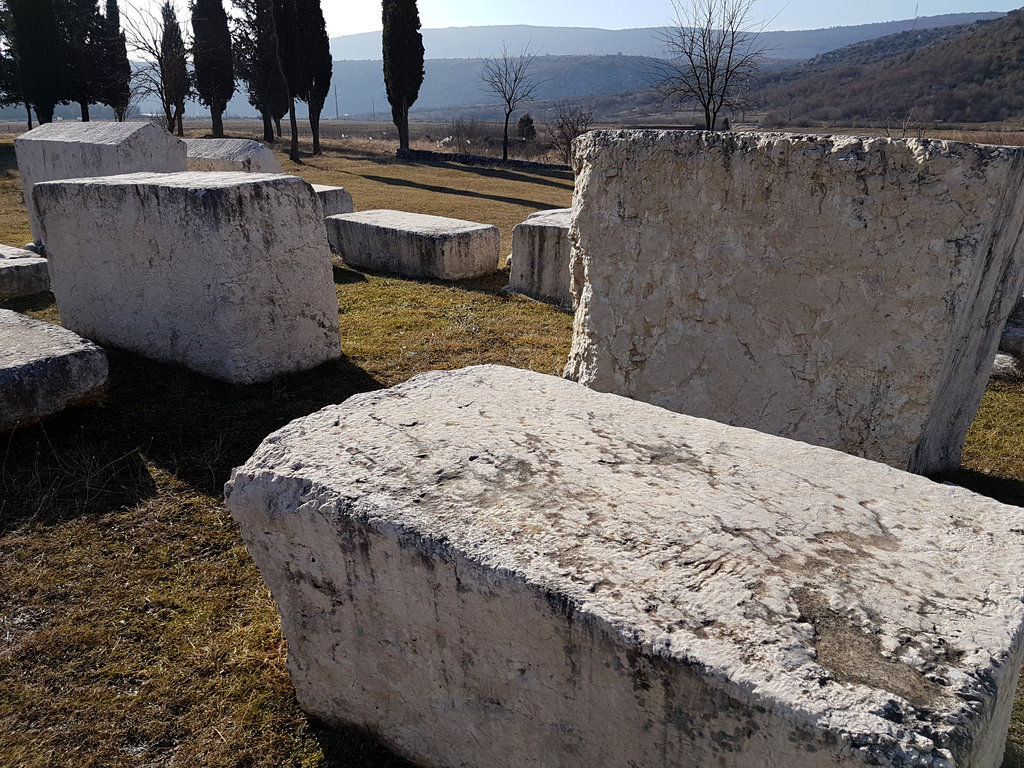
[
  {"left": 564, "top": 131, "right": 1024, "bottom": 475},
  {"left": 326, "top": 209, "right": 499, "bottom": 280},
  {"left": 225, "top": 365, "right": 1024, "bottom": 768},
  {"left": 0, "top": 309, "right": 107, "bottom": 431},
  {"left": 0, "top": 244, "right": 48, "bottom": 300},
  {"left": 184, "top": 138, "right": 282, "bottom": 173},
  {"left": 15, "top": 122, "right": 186, "bottom": 245},
  {"left": 311, "top": 184, "right": 354, "bottom": 216},
  {"left": 33, "top": 171, "right": 340, "bottom": 384},
  {"left": 506, "top": 208, "right": 573, "bottom": 310}
]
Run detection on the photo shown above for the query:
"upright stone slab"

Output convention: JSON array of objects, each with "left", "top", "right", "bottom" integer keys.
[
  {"left": 34, "top": 172, "right": 340, "bottom": 384},
  {"left": 0, "top": 244, "right": 49, "bottom": 300},
  {"left": 15, "top": 122, "right": 187, "bottom": 246},
  {"left": 505, "top": 208, "right": 573, "bottom": 309},
  {"left": 566, "top": 131, "right": 1024, "bottom": 474},
  {"left": 184, "top": 138, "right": 283, "bottom": 173},
  {"left": 0, "top": 310, "right": 107, "bottom": 431},
  {"left": 999, "top": 295, "right": 1024, "bottom": 359},
  {"left": 226, "top": 365, "right": 1024, "bottom": 768},
  {"left": 326, "top": 209, "right": 499, "bottom": 280},
  {"left": 311, "top": 184, "right": 354, "bottom": 216}
]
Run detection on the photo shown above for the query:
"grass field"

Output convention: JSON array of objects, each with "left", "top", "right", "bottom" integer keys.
[{"left": 1, "top": 123, "right": 1023, "bottom": 767}]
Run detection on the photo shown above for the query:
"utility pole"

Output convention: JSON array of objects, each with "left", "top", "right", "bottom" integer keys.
[
  {"left": 334, "top": 85, "right": 339, "bottom": 119},
  {"left": 372, "top": 98, "right": 376, "bottom": 122}
]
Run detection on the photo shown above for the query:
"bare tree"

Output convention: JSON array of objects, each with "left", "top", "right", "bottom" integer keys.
[
  {"left": 481, "top": 42, "right": 543, "bottom": 161},
  {"left": 122, "top": 1, "right": 190, "bottom": 134},
  {"left": 546, "top": 101, "right": 594, "bottom": 165},
  {"left": 654, "top": 0, "right": 769, "bottom": 130}
]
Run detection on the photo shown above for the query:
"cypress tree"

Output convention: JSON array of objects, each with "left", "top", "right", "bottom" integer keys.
[
  {"left": 8, "top": 0, "right": 66, "bottom": 123},
  {"left": 273, "top": 0, "right": 301, "bottom": 161},
  {"left": 0, "top": 0, "right": 26, "bottom": 124},
  {"left": 160, "top": 0, "right": 188, "bottom": 135},
  {"left": 381, "top": 0, "right": 423, "bottom": 151},
  {"left": 97, "top": 0, "right": 131, "bottom": 120},
  {"left": 56, "top": 0, "right": 103, "bottom": 121},
  {"left": 233, "top": 0, "right": 287, "bottom": 142},
  {"left": 192, "top": 0, "right": 234, "bottom": 137},
  {"left": 295, "top": 0, "right": 330, "bottom": 155}
]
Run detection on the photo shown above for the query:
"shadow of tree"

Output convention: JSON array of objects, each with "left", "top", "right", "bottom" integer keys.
[
  {"left": 358, "top": 173, "right": 562, "bottom": 210},
  {"left": 308, "top": 717, "right": 418, "bottom": 768},
  {"left": 941, "top": 468, "right": 1024, "bottom": 507}
]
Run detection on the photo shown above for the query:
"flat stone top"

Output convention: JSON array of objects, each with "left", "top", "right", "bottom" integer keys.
[
  {"left": 33, "top": 170, "right": 303, "bottom": 191},
  {"left": 183, "top": 137, "right": 272, "bottom": 157},
  {"left": 0, "top": 310, "right": 103, "bottom": 367},
  {"left": 311, "top": 184, "right": 345, "bottom": 193},
  {"left": 330, "top": 209, "right": 495, "bottom": 235},
  {"left": 524, "top": 208, "right": 571, "bottom": 225},
  {"left": 0, "top": 244, "right": 39, "bottom": 260},
  {"left": 229, "top": 364, "right": 1024, "bottom": 760},
  {"left": 14, "top": 121, "right": 177, "bottom": 146}
]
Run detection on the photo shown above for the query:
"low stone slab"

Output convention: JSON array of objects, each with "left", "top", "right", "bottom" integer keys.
[
  {"left": 0, "top": 244, "right": 49, "bottom": 300},
  {"left": 184, "top": 138, "right": 283, "bottom": 173},
  {"left": 326, "top": 209, "right": 499, "bottom": 280},
  {"left": 226, "top": 364, "right": 1024, "bottom": 768},
  {"left": 999, "top": 295, "right": 1024, "bottom": 359},
  {"left": 15, "top": 122, "right": 186, "bottom": 246},
  {"left": 0, "top": 309, "right": 107, "bottom": 431},
  {"left": 33, "top": 171, "right": 340, "bottom": 384},
  {"left": 504, "top": 208, "right": 572, "bottom": 309},
  {"left": 311, "top": 184, "right": 354, "bottom": 216},
  {"left": 566, "top": 131, "right": 1024, "bottom": 475}
]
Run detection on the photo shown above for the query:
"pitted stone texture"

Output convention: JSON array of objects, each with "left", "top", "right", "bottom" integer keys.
[
  {"left": 505, "top": 208, "right": 572, "bottom": 309},
  {"left": 311, "top": 184, "right": 354, "bottom": 216},
  {"left": 999, "top": 296, "right": 1024, "bottom": 359},
  {"left": 0, "top": 245, "right": 49, "bottom": 300},
  {"left": 0, "top": 310, "right": 107, "bottom": 431},
  {"left": 565, "top": 131, "right": 1024, "bottom": 475},
  {"left": 15, "top": 122, "right": 187, "bottom": 245},
  {"left": 184, "top": 138, "right": 283, "bottom": 173},
  {"left": 34, "top": 171, "right": 340, "bottom": 384},
  {"left": 226, "top": 365, "right": 1024, "bottom": 768},
  {"left": 326, "top": 209, "right": 499, "bottom": 280}
]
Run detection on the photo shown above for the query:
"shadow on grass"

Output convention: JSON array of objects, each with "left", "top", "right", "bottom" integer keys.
[
  {"left": 333, "top": 264, "right": 367, "bottom": 285},
  {"left": 1004, "top": 743, "right": 1024, "bottom": 768},
  {"left": 412, "top": 158, "right": 575, "bottom": 190},
  {"left": 941, "top": 468, "right": 1024, "bottom": 508},
  {"left": 309, "top": 718, "right": 417, "bottom": 768},
  {"left": 358, "top": 173, "right": 561, "bottom": 210}
]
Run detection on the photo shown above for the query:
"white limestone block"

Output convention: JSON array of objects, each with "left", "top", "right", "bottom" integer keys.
[
  {"left": 565, "top": 131, "right": 1024, "bottom": 475},
  {"left": 33, "top": 171, "right": 340, "bottom": 384},
  {"left": 0, "top": 244, "right": 49, "bottom": 300},
  {"left": 0, "top": 309, "right": 107, "bottom": 431},
  {"left": 184, "top": 138, "right": 283, "bottom": 174},
  {"left": 311, "top": 184, "right": 354, "bottom": 216},
  {"left": 999, "top": 295, "right": 1024, "bottom": 359},
  {"left": 15, "top": 121, "right": 187, "bottom": 245},
  {"left": 325, "top": 209, "right": 499, "bottom": 280},
  {"left": 505, "top": 208, "right": 572, "bottom": 309},
  {"left": 226, "top": 364, "right": 1024, "bottom": 768}
]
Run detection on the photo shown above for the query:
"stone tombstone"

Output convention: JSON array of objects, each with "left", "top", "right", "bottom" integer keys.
[
  {"left": 226, "top": 364, "right": 1024, "bottom": 768},
  {"left": 310, "top": 184, "right": 354, "bottom": 216},
  {"left": 183, "top": 138, "right": 283, "bottom": 174},
  {"left": 565, "top": 130, "right": 1024, "bottom": 475},
  {"left": 505, "top": 208, "right": 573, "bottom": 310},
  {"left": 15, "top": 121, "right": 187, "bottom": 246},
  {"left": 0, "top": 309, "right": 108, "bottom": 432},
  {"left": 999, "top": 295, "right": 1024, "bottom": 359},
  {"left": 0, "top": 244, "right": 49, "bottom": 300},
  {"left": 33, "top": 171, "right": 340, "bottom": 384}
]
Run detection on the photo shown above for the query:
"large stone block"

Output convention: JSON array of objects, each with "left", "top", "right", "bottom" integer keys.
[
  {"left": 33, "top": 171, "right": 340, "bottom": 384},
  {"left": 565, "top": 131, "right": 1024, "bottom": 474},
  {"left": 226, "top": 364, "right": 1024, "bottom": 768},
  {"left": 15, "top": 122, "right": 187, "bottom": 245},
  {"left": 0, "top": 244, "right": 49, "bottom": 300},
  {"left": 999, "top": 295, "right": 1024, "bottom": 359},
  {"left": 311, "top": 184, "right": 354, "bottom": 216},
  {"left": 505, "top": 208, "right": 572, "bottom": 309},
  {"left": 184, "top": 138, "right": 283, "bottom": 173},
  {"left": 326, "top": 209, "right": 499, "bottom": 280},
  {"left": 0, "top": 309, "right": 107, "bottom": 432}
]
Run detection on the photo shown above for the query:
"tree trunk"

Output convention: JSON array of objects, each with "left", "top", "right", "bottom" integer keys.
[
  {"left": 212, "top": 102, "right": 224, "bottom": 138},
  {"left": 310, "top": 106, "right": 321, "bottom": 155},
  {"left": 288, "top": 99, "right": 299, "bottom": 162},
  {"left": 37, "top": 102, "right": 54, "bottom": 124},
  {"left": 262, "top": 112, "right": 275, "bottom": 142},
  {"left": 502, "top": 110, "right": 511, "bottom": 161},
  {"left": 79, "top": 101, "right": 90, "bottom": 122},
  {"left": 397, "top": 98, "right": 409, "bottom": 150},
  {"left": 176, "top": 110, "right": 184, "bottom": 137},
  {"left": 164, "top": 100, "right": 174, "bottom": 133},
  {"left": 274, "top": 117, "right": 282, "bottom": 137},
  {"left": 25, "top": 102, "right": 32, "bottom": 130}
]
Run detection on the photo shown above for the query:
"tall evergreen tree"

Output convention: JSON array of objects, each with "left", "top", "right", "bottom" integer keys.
[
  {"left": 56, "top": 0, "right": 103, "bottom": 121},
  {"left": 97, "top": 0, "right": 131, "bottom": 120},
  {"left": 8, "top": 0, "right": 66, "bottom": 123},
  {"left": 0, "top": 0, "right": 26, "bottom": 126},
  {"left": 381, "top": 0, "right": 423, "bottom": 151},
  {"left": 295, "top": 0, "right": 330, "bottom": 155},
  {"left": 191, "top": 0, "right": 234, "bottom": 137},
  {"left": 273, "top": 0, "right": 301, "bottom": 161},
  {"left": 160, "top": 0, "right": 188, "bottom": 135},
  {"left": 232, "top": 0, "right": 287, "bottom": 142}
]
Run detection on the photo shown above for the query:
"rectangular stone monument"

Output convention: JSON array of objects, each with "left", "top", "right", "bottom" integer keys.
[
  {"left": 999, "top": 295, "right": 1024, "bottom": 359},
  {"left": 33, "top": 172, "right": 340, "bottom": 384},
  {"left": 226, "top": 365, "right": 1024, "bottom": 768},
  {"left": 326, "top": 209, "right": 499, "bottom": 280},
  {"left": 565, "top": 131, "right": 1024, "bottom": 475},
  {"left": 184, "top": 138, "right": 283, "bottom": 174},
  {"left": 15, "top": 122, "right": 187, "bottom": 246},
  {"left": 505, "top": 208, "right": 573, "bottom": 309},
  {"left": 310, "top": 184, "right": 354, "bottom": 216},
  {"left": 0, "top": 245, "right": 49, "bottom": 300}
]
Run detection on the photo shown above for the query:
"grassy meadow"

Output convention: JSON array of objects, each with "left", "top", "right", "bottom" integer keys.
[{"left": 0, "top": 122, "right": 1023, "bottom": 767}]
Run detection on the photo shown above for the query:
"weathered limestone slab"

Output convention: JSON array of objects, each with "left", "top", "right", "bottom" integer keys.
[
  {"left": 326, "top": 209, "right": 499, "bottom": 280},
  {"left": 15, "top": 122, "right": 187, "bottom": 245},
  {"left": 0, "top": 244, "right": 49, "bottom": 300},
  {"left": 0, "top": 309, "right": 107, "bottom": 431},
  {"left": 226, "top": 364, "right": 1024, "bottom": 768},
  {"left": 184, "top": 138, "right": 283, "bottom": 173},
  {"left": 33, "top": 171, "right": 340, "bottom": 384},
  {"left": 566, "top": 131, "right": 1024, "bottom": 475},
  {"left": 311, "top": 184, "right": 354, "bottom": 216},
  {"left": 999, "top": 295, "right": 1024, "bottom": 359},
  {"left": 505, "top": 208, "right": 572, "bottom": 309}
]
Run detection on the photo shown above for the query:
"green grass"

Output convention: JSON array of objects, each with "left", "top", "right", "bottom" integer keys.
[{"left": 2, "top": 127, "right": 1024, "bottom": 767}]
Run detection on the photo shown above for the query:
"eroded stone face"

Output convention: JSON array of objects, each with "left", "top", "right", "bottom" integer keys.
[
  {"left": 310, "top": 184, "right": 354, "bottom": 216},
  {"left": 34, "top": 171, "right": 340, "bottom": 384},
  {"left": 0, "top": 245, "right": 49, "bottom": 300},
  {"left": 0, "top": 309, "right": 107, "bottom": 431},
  {"left": 326, "top": 209, "right": 499, "bottom": 280},
  {"left": 15, "top": 122, "right": 187, "bottom": 245},
  {"left": 564, "top": 130, "right": 1024, "bottom": 475},
  {"left": 506, "top": 208, "right": 572, "bottom": 309},
  {"left": 225, "top": 365, "right": 1024, "bottom": 768},
  {"left": 183, "top": 138, "right": 283, "bottom": 173}
]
